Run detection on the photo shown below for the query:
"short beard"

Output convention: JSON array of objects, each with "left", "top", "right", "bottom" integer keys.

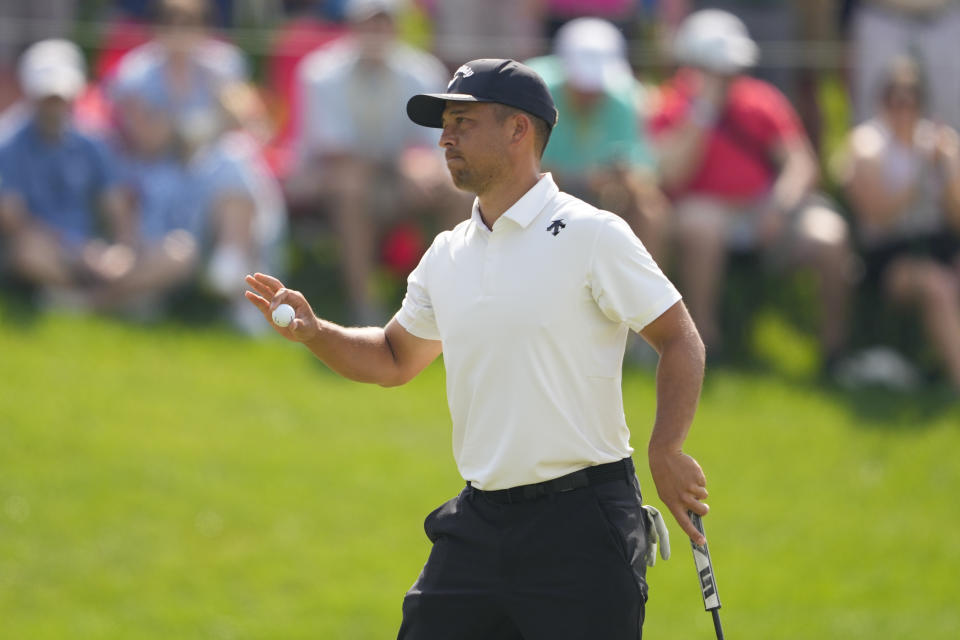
[{"left": 448, "top": 164, "right": 496, "bottom": 196}]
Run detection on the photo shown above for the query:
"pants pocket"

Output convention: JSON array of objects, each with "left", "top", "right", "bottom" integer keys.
[
  {"left": 423, "top": 491, "right": 464, "bottom": 542},
  {"left": 591, "top": 480, "right": 650, "bottom": 603}
]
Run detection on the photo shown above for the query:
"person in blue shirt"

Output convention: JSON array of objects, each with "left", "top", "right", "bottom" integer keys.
[
  {"left": 106, "top": 89, "right": 203, "bottom": 310},
  {"left": 0, "top": 39, "right": 134, "bottom": 296}
]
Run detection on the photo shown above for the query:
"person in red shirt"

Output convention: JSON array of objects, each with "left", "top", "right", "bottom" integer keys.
[{"left": 650, "top": 9, "right": 853, "bottom": 368}]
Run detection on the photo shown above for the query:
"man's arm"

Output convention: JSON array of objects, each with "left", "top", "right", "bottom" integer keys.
[
  {"left": 639, "top": 300, "right": 709, "bottom": 544},
  {"left": 652, "top": 72, "right": 726, "bottom": 191},
  {"left": 245, "top": 272, "right": 442, "bottom": 387},
  {"left": 934, "top": 125, "right": 960, "bottom": 226},
  {"left": 768, "top": 136, "right": 819, "bottom": 215},
  {"left": 101, "top": 187, "right": 138, "bottom": 247}
]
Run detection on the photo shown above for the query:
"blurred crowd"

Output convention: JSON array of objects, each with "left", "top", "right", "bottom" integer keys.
[{"left": 1, "top": 0, "right": 959, "bottom": 392}]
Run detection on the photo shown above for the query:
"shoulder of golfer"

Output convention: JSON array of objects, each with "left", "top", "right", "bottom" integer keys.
[
  {"left": 640, "top": 299, "right": 709, "bottom": 545},
  {"left": 244, "top": 272, "right": 442, "bottom": 387}
]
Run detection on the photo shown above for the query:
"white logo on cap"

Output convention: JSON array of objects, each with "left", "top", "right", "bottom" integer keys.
[{"left": 447, "top": 64, "right": 474, "bottom": 90}]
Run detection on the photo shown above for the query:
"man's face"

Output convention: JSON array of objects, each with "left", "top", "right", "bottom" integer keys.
[
  {"left": 439, "top": 102, "right": 511, "bottom": 195},
  {"left": 566, "top": 84, "right": 604, "bottom": 112},
  {"left": 119, "top": 97, "right": 175, "bottom": 157},
  {"left": 158, "top": 0, "right": 206, "bottom": 56},
  {"left": 33, "top": 95, "right": 71, "bottom": 136},
  {"left": 353, "top": 12, "right": 396, "bottom": 61}
]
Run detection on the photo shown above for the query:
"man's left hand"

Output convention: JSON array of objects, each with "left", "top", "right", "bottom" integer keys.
[{"left": 648, "top": 447, "right": 709, "bottom": 545}]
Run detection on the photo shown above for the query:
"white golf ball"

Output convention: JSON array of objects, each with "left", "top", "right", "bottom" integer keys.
[{"left": 272, "top": 303, "right": 296, "bottom": 328}]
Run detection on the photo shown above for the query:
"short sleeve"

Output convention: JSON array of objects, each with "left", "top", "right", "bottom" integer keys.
[
  {"left": 731, "top": 79, "right": 804, "bottom": 149},
  {"left": 208, "top": 154, "right": 249, "bottom": 197},
  {"left": 588, "top": 215, "right": 681, "bottom": 332},
  {"left": 395, "top": 237, "right": 442, "bottom": 340}
]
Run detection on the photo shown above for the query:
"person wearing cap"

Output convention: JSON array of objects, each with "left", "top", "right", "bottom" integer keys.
[
  {"left": 289, "top": 0, "right": 465, "bottom": 324},
  {"left": 526, "top": 17, "right": 667, "bottom": 260},
  {"left": 650, "top": 9, "right": 853, "bottom": 369},
  {"left": 0, "top": 39, "right": 135, "bottom": 298},
  {"left": 247, "top": 57, "right": 709, "bottom": 638}
]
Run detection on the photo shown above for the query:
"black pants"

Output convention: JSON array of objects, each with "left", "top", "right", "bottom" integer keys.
[{"left": 398, "top": 461, "right": 649, "bottom": 640}]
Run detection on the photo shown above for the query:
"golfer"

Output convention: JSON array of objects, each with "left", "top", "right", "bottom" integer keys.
[{"left": 245, "top": 58, "right": 708, "bottom": 639}]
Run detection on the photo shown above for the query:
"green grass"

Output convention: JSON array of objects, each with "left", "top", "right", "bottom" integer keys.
[{"left": 1, "top": 302, "right": 958, "bottom": 639}]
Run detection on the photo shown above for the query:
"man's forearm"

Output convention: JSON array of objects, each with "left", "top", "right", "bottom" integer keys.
[
  {"left": 303, "top": 320, "right": 404, "bottom": 386},
  {"left": 656, "top": 122, "right": 710, "bottom": 191},
  {"left": 770, "top": 143, "right": 819, "bottom": 213},
  {"left": 648, "top": 331, "right": 706, "bottom": 453}
]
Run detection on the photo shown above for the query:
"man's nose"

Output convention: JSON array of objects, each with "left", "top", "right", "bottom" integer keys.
[{"left": 438, "top": 127, "right": 455, "bottom": 148}]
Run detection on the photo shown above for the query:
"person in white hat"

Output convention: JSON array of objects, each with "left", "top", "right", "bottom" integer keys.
[
  {"left": 650, "top": 9, "right": 854, "bottom": 373},
  {"left": 525, "top": 17, "right": 668, "bottom": 261},
  {"left": 0, "top": 39, "right": 136, "bottom": 299}
]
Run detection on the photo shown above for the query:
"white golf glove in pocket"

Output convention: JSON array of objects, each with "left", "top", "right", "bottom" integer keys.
[{"left": 642, "top": 505, "right": 671, "bottom": 566}]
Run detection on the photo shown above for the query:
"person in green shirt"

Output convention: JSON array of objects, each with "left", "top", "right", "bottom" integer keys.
[{"left": 526, "top": 17, "right": 667, "bottom": 260}]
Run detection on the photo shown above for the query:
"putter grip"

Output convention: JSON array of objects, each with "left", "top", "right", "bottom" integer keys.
[{"left": 689, "top": 512, "right": 721, "bottom": 611}]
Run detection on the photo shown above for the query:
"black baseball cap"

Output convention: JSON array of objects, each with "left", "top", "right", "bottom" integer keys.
[{"left": 406, "top": 58, "right": 559, "bottom": 131}]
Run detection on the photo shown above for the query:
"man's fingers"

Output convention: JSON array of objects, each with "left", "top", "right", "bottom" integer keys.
[
  {"left": 671, "top": 505, "right": 706, "bottom": 546},
  {"left": 270, "top": 288, "right": 300, "bottom": 311},
  {"left": 686, "top": 496, "right": 709, "bottom": 516},
  {"left": 252, "top": 272, "right": 284, "bottom": 293},
  {"left": 244, "top": 290, "right": 270, "bottom": 313},
  {"left": 245, "top": 274, "right": 278, "bottom": 300}
]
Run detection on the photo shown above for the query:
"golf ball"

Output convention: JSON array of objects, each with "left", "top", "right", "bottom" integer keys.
[{"left": 272, "top": 303, "right": 296, "bottom": 327}]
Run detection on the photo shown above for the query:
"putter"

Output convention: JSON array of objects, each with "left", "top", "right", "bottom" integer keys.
[{"left": 689, "top": 511, "right": 724, "bottom": 640}]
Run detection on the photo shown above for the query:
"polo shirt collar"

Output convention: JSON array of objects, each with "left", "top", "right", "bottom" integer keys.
[{"left": 471, "top": 173, "right": 559, "bottom": 231}]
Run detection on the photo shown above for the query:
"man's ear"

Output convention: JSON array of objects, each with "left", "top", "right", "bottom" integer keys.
[{"left": 510, "top": 113, "right": 531, "bottom": 146}]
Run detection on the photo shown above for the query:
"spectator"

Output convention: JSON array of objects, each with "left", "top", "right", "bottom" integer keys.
[
  {"left": 109, "top": 0, "right": 251, "bottom": 144},
  {"left": 289, "top": 0, "right": 465, "bottom": 324},
  {"left": 180, "top": 82, "right": 289, "bottom": 333},
  {"left": 262, "top": 0, "right": 348, "bottom": 178},
  {"left": 649, "top": 9, "right": 853, "bottom": 367},
  {"left": 107, "top": 90, "right": 201, "bottom": 313},
  {"left": 851, "top": 0, "right": 960, "bottom": 131},
  {"left": 526, "top": 17, "right": 668, "bottom": 260},
  {"left": 0, "top": 39, "right": 137, "bottom": 306},
  {"left": 841, "top": 56, "right": 960, "bottom": 391}
]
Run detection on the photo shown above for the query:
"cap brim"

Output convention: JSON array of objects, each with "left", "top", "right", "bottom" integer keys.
[{"left": 406, "top": 93, "right": 481, "bottom": 128}]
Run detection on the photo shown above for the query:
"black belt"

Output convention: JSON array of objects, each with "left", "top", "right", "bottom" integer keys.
[{"left": 468, "top": 458, "right": 634, "bottom": 505}]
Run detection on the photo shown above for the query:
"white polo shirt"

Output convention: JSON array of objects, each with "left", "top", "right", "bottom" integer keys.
[{"left": 396, "top": 173, "right": 681, "bottom": 490}]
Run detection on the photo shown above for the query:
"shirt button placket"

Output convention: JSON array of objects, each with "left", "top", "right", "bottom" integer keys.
[{"left": 483, "top": 224, "right": 504, "bottom": 297}]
